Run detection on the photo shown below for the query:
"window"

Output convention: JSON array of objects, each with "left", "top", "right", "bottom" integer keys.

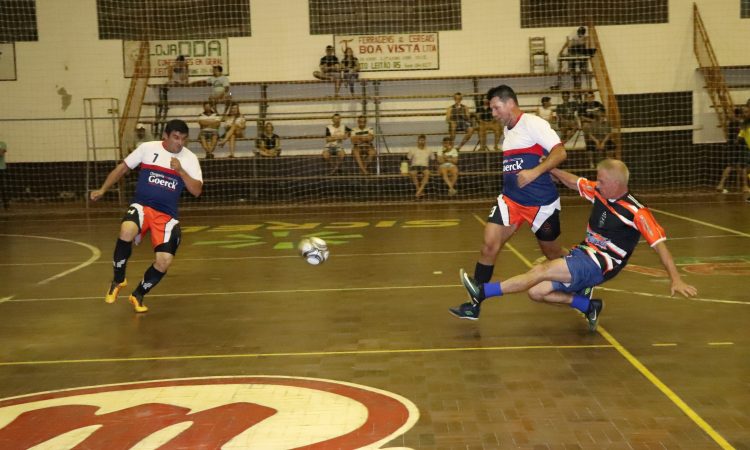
[
  {"left": 309, "top": 0, "right": 461, "bottom": 35},
  {"left": 742, "top": 0, "right": 750, "bottom": 18},
  {"left": 520, "top": 0, "right": 668, "bottom": 28},
  {"left": 0, "top": 0, "right": 38, "bottom": 42},
  {"left": 97, "top": 0, "right": 251, "bottom": 40}
]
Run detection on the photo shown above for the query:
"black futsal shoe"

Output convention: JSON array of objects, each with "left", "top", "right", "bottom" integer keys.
[{"left": 586, "top": 299, "right": 603, "bottom": 332}]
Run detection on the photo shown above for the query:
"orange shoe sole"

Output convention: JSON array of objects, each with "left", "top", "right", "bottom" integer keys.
[
  {"left": 128, "top": 295, "right": 149, "bottom": 313},
  {"left": 105, "top": 280, "right": 127, "bottom": 304}
]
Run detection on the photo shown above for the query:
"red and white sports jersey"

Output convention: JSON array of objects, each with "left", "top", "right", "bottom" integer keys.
[
  {"left": 575, "top": 178, "right": 666, "bottom": 280},
  {"left": 501, "top": 113, "right": 562, "bottom": 206},
  {"left": 124, "top": 141, "right": 203, "bottom": 218}
]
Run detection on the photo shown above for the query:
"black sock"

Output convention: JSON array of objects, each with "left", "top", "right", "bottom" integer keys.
[
  {"left": 133, "top": 264, "right": 166, "bottom": 298},
  {"left": 113, "top": 239, "right": 132, "bottom": 283},
  {"left": 474, "top": 262, "right": 494, "bottom": 284}
]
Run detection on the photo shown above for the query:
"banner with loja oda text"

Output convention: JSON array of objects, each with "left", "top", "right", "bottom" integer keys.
[
  {"left": 334, "top": 33, "right": 439, "bottom": 72},
  {"left": 123, "top": 39, "right": 229, "bottom": 78}
]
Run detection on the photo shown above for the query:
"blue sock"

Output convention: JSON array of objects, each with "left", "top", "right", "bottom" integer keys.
[
  {"left": 483, "top": 282, "right": 503, "bottom": 299},
  {"left": 570, "top": 295, "right": 590, "bottom": 313}
]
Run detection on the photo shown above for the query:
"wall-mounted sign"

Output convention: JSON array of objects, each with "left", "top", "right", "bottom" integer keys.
[
  {"left": 123, "top": 39, "right": 229, "bottom": 78},
  {"left": 334, "top": 33, "right": 439, "bottom": 72}
]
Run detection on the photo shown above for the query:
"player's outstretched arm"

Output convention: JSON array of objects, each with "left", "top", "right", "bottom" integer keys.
[
  {"left": 549, "top": 167, "right": 580, "bottom": 191},
  {"left": 90, "top": 162, "right": 130, "bottom": 201},
  {"left": 652, "top": 241, "right": 698, "bottom": 298}
]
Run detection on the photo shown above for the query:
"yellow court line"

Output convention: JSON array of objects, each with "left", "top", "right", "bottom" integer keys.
[
  {"left": 597, "top": 327, "right": 735, "bottom": 450},
  {"left": 0, "top": 344, "right": 614, "bottom": 367},
  {"left": 651, "top": 208, "right": 750, "bottom": 238},
  {"left": 470, "top": 211, "right": 735, "bottom": 450}
]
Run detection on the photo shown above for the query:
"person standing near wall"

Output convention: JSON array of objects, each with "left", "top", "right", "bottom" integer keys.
[{"left": 0, "top": 141, "right": 8, "bottom": 210}]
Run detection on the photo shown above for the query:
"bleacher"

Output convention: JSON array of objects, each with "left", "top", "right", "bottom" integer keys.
[
  {"left": 142, "top": 72, "right": 594, "bottom": 156},
  {"left": 130, "top": 71, "right": 599, "bottom": 204}
]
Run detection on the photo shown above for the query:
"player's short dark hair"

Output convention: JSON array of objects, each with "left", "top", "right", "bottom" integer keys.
[
  {"left": 487, "top": 85, "right": 518, "bottom": 104},
  {"left": 418, "top": 134, "right": 426, "bottom": 139},
  {"left": 164, "top": 119, "right": 189, "bottom": 136},
  {"left": 541, "top": 96, "right": 551, "bottom": 103},
  {"left": 213, "top": 65, "right": 223, "bottom": 72},
  {"left": 357, "top": 114, "right": 366, "bottom": 120},
  {"left": 443, "top": 136, "right": 452, "bottom": 143}
]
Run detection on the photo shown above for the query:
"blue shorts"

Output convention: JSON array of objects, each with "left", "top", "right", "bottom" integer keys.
[{"left": 551, "top": 247, "right": 604, "bottom": 293}]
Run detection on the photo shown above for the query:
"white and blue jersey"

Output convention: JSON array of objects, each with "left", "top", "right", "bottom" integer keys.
[
  {"left": 123, "top": 141, "right": 203, "bottom": 218},
  {"left": 501, "top": 113, "right": 562, "bottom": 206}
]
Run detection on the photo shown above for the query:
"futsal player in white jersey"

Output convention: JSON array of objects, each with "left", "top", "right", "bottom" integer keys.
[
  {"left": 90, "top": 119, "right": 203, "bottom": 313},
  {"left": 450, "top": 85, "right": 568, "bottom": 320}
]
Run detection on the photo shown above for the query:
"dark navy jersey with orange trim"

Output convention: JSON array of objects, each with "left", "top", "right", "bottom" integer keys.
[
  {"left": 576, "top": 178, "right": 666, "bottom": 280},
  {"left": 124, "top": 141, "right": 203, "bottom": 219},
  {"left": 501, "top": 113, "right": 562, "bottom": 206}
]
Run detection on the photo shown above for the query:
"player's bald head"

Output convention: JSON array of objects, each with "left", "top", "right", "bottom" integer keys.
[{"left": 597, "top": 158, "right": 629, "bottom": 185}]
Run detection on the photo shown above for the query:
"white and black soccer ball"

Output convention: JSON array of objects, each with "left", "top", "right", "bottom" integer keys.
[{"left": 298, "top": 237, "right": 330, "bottom": 265}]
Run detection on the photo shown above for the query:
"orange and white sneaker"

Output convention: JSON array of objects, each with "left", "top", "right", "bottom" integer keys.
[
  {"left": 128, "top": 293, "right": 149, "bottom": 313},
  {"left": 105, "top": 279, "right": 127, "bottom": 304}
]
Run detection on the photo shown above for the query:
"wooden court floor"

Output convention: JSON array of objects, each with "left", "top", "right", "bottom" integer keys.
[{"left": 0, "top": 197, "right": 748, "bottom": 449}]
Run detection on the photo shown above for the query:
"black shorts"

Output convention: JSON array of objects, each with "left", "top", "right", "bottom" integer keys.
[{"left": 454, "top": 120, "right": 472, "bottom": 133}]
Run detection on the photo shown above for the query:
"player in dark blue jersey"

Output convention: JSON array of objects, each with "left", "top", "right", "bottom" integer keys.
[
  {"left": 90, "top": 119, "right": 203, "bottom": 313},
  {"left": 453, "top": 85, "right": 568, "bottom": 320}
]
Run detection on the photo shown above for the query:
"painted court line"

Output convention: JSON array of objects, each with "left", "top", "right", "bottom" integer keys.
[
  {"left": 651, "top": 208, "right": 750, "bottom": 238},
  {"left": 0, "top": 343, "right": 614, "bottom": 367},
  {"left": 471, "top": 213, "right": 735, "bottom": 450},
  {"left": 0, "top": 249, "right": 486, "bottom": 267},
  {"left": 0, "top": 234, "right": 101, "bottom": 285},
  {"left": 7, "top": 284, "right": 746, "bottom": 306}
]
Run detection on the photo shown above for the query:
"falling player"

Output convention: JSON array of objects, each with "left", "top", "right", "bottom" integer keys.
[
  {"left": 90, "top": 119, "right": 203, "bottom": 312},
  {"left": 452, "top": 159, "right": 698, "bottom": 331},
  {"left": 449, "top": 84, "right": 568, "bottom": 320}
]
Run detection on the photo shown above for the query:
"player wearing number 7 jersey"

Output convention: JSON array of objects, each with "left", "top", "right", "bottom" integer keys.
[
  {"left": 451, "top": 159, "right": 698, "bottom": 331},
  {"left": 90, "top": 119, "right": 203, "bottom": 313}
]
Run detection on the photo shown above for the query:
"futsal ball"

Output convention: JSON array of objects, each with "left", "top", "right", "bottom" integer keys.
[{"left": 298, "top": 237, "right": 330, "bottom": 265}]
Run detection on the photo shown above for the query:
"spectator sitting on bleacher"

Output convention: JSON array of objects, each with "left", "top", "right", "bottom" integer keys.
[
  {"left": 198, "top": 102, "right": 220, "bottom": 159},
  {"left": 341, "top": 47, "right": 360, "bottom": 96},
  {"left": 406, "top": 134, "right": 435, "bottom": 198},
  {"left": 438, "top": 136, "right": 459, "bottom": 196},
  {"left": 583, "top": 106, "right": 613, "bottom": 168},
  {"left": 168, "top": 55, "right": 189, "bottom": 85},
  {"left": 446, "top": 92, "right": 475, "bottom": 151},
  {"left": 537, "top": 96, "right": 557, "bottom": 127},
  {"left": 322, "top": 113, "right": 350, "bottom": 174},
  {"left": 258, "top": 122, "right": 281, "bottom": 157},
  {"left": 578, "top": 92, "right": 604, "bottom": 138},
  {"left": 206, "top": 65, "right": 231, "bottom": 114},
  {"left": 559, "top": 26, "right": 592, "bottom": 89},
  {"left": 219, "top": 103, "right": 246, "bottom": 158},
  {"left": 125, "top": 124, "right": 153, "bottom": 156},
  {"left": 351, "top": 115, "right": 375, "bottom": 174},
  {"left": 313, "top": 45, "right": 342, "bottom": 96},
  {"left": 476, "top": 97, "right": 501, "bottom": 151},
  {"left": 555, "top": 91, "right": 580, "bottom": 142}
]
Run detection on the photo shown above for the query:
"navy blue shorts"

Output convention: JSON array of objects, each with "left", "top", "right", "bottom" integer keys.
[{"left": 551, "top": 247, "right": 604, "bottom": 293}]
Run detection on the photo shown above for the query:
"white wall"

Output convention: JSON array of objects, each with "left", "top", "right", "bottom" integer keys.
[{"left": 0, "top": 0, "right": 747, "bottom": 161}]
